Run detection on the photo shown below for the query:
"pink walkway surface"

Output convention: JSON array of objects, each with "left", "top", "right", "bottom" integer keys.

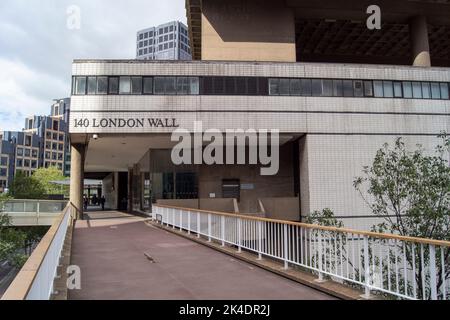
[{"left": 69, "top": 211, "right": 334, "bottom": 300}]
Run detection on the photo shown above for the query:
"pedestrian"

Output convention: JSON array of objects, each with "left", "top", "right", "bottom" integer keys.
[
  {"left": 83, "top": 195, "right": 88, "bottom": 211},
  {"left": 101, "top": 196, "right": 106, "bottom": 211}
]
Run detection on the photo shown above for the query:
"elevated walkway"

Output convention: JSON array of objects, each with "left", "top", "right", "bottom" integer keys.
[{"left": 69, "top": 211, "right": 334, "bottom": 300}]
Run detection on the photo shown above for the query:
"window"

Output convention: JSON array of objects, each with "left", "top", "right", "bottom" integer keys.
[
  {"left": 374, "top": 81, "right": 384, "bottom": 97},
  {"left": 16, "top": 159, "right": 23, "bottom": 167},
  {"left": 74, "top": 77, "right": 86, "bottom": 95},
  {"left": 0, "top": 157, "right": 7, "bottom": 166},
  {"left": 25, "top": 135, "right": 32, "bottom": 146},
  {"left": 109, "top": 77, "right": 119, "bottom": 94},
  {"left": 53, "top": 120, "right": 59, "bottom": 131},
  {"left": 24, "top": 159, "right": 30, "bottom": 168},
  {"left": 58, "top": 153, "right": 63, "bottom": 161},
  {"left": 364, "top": 81, "right": 373, "bottom": 97},
  {"left": 0, "top": 168, "right": 7, "bottom": 177},
  {"left": 412, "top": 82, "right": 422, "bottom": 98},
  {"left": 333, "top": 80, "right": 343, "bottom": 96},
  {"left": 52, "top": 132, "right": 58, "bottom": 140},
  {"left": 421, "top": 82, "right": 431, "bottom": 99},
  {"left": 143, "top": 77, "right": 153, "bottom": 94},
  {"left": 440, "top": 83, "right": 449, "bottom": 99},
  {"left": 301, "top": 79, "right": 311, "bottom": 96},
  {"left": 212, "top": 77, "right": 225, "bottom": 95},
  {"left": 322, "top": 80, "right": 333, "bottom": 96},
  {"left": 25, "top": 149, "right": 31, "bottom": 157},
  {"left": 189, "top": 77, "right": 199, "bottom": 95},
  {"left": 144, "top": 40, "right": 148, "bottom": 46},
  {"left": 290, "top": 79, "right": 301, "bottom": 96},
  {"left": 353, "top": 80, "right": 364, "bottom": 97},
  {"left": 311, "top": 79, "right": 322, "bottom": 96},
  {"left": 17, "top": 148, "right": 23, "bottom": 156},
  {"left": 343, "top": 80, "right": 353, "bottom": 97},
  {"left": 393, "top": 82, "right": 403, "bottom": 98},
  {"left": 177, "top": 77, "right": 189, "bottom": 95},
  {"left": 58, "top": 144, "right": 64, "bottom": 151},
  {"left": 31, "top": 160, "right": 37, "bottom": 169},
  {"left": 119, "top": 77, "right": 131, "bottom": 94},
  {"left": 97, "top": 77, "right": 108, "bottom": 94},
  {"left": 139, "top": 34, "right": 143, "bottom": 40},
  {"left": 383, "top": 81, "right": 393, "bottom": 98},
  {"left": 32, "top": 149, "right": 38, "bottom": 158},
  {"left": 279, "top": 79, "right": 290, "bottom": 95},
  {"left": 431, "top": 83, "right": 441, "bottom": 99},
  {"left": 403, "top": 82, "right": 413, "bottom": 98},
  {"left": 164, "top": 35, "right": 168, "bottom": 42},
  {"left": 87, "top": 77, "right": 97, "bottom": 94},
  {"left": 131, "top": 77, "right": 142, "bottom": 94}
]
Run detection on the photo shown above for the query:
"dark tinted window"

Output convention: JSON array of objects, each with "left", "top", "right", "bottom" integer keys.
[
  {"left": 393, "top": 82, "right": 402, "bottom": 98},
  {"left": 143, "top": 77, "right": 153, "bottom": 94},
  {"left": 108, "top": 77, "right": 119, "bottom": 94},
  {"left": 353, "top": 80, "right": 364, "bottom": 97},
  {"left": 343, "top": 80, "right": 353, "bottom": 97},
  {"left": 311, "top": 79, "right": 322, "bottom": 96},
  {"left": 333, "top": 80, "right": 343, "bottom": 96},
  {"left": 87, "top": 77, "right": 97, "bottom": 94},
  {"left": 301, "top": 79, "right": 311, "bottom": 96},
  {"left": 364, "top": 81, "right": 373, "bottom": 97},
  {"left": 97, "top": 77, "right": 108, "bottom": 94}
]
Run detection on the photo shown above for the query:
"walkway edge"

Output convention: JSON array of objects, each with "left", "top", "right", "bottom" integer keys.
[{"left": 147, "top": 221, "right": 371, "bottom": 301}]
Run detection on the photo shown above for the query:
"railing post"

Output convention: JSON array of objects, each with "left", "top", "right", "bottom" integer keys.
[
  {"left": 197, "top": 212, "right": 200, "bottom": 238},
  {"left": 221, "top": 216, "right": 225, "bottom": 247},
  {"left": 180, "top": 210, "right": 183, "bottom": 232},
  {"left": 207, "top": 213, "right": 212, "bottom": 242},
  {"left": 283, "top": 224, "right": 289, "bottom": 269},
  {"left": 187, "top": 211, "right": 191, "bottom": 235},
  {"left": 317, "top": 232, "right": 324, "bottom": 281},
  {"left": 363, "top": 235, "right": 371, "bottom": 299},
  {"left": 36, "top": 201, "right": 40, "bottom": 224},
  {"left": 237, "top": 218, "right": 242, "bottom": 253},
  {"left": 257, "top": 221, "right": 263, "bottom": 260},
  {"left": 172, "top": 209, "right": 175, "bottom": 229},
  {"left": 429, "top": 244, "right": 438, "bottom": 300}
]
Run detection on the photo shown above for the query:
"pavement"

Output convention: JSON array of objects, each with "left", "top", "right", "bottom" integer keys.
[{"left": 69, "top": 211, "right": 335, "bottom": 300}]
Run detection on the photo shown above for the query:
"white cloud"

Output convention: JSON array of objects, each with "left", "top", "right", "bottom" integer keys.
[{"left": 0, "top": 0, "right": 186, "bottom": 131}]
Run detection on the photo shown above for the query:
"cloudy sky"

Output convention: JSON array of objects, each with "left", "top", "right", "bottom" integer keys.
[{"left": 0, "top": 0, "right": 186, "bottom": 131}]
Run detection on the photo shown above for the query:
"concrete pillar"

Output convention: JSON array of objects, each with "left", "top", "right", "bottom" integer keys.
[
  {"left": 410, "top": 16, "right": 431, "bottom": 67},
  {"left": 69, "top": 144, "right": 86, "bottom": 220}
]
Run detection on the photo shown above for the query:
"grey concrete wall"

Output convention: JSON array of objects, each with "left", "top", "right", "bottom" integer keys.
[{"left": 260, "top": 197, "right": 300, "bottom": 221}]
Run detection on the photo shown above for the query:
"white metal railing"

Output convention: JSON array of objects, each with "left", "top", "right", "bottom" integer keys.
[
  {"left": 153, "top": 205, "right": 450, "bottom": 300},
  {"left": 1, "top": 204, "right": 73, "bottom": 300},
  {"left": 2, "top": 199, "right": 67, "bottom": 226}
]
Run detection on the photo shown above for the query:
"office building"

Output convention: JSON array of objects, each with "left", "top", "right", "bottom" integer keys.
[{"left": 136, "top": 21, "right": 192, "bottom": 60}]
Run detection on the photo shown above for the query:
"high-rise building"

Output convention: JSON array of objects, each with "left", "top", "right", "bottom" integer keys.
[
  {"left": 136, "top": 21, "right": 191, "bottom": 60},
  {"left": 0, "top": 98, "right": 71, "bottom": 193}
]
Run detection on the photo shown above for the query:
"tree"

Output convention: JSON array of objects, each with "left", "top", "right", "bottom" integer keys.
[
  {"left": 354, "top": 133, "right": 450, "bottom": 299},
  {"left": 0, "top": 194, "right": 28, "bottom": 267},
  {"left": 8, "top": 171, "right": 45, "bottom": 199},
  {"left": 32, "top": 166, "right": 69, "bottom": 196}
]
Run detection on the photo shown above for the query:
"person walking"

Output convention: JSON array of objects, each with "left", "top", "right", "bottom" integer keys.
[
  {"left": 101, "top": 196, "right": 106, "bottom": 211},
  {"left": 83, "top": 195, "right": 88, "bottom": 211}
]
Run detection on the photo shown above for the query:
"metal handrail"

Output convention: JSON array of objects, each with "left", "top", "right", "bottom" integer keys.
[
  {"left": 1, "top": 203, "right": 73, "bottom": 300},
  {"left": 154, "top": 205, "right": 450, "bottom": 300}
]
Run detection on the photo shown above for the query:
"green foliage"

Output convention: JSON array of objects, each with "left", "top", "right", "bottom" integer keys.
[
  {"left": 8, "top": 167, "right": 68, "bottom": 199},
  {"left": 353, "top": 133, "right": 450, "bottom": 299},
  {"left": 32, "top": 166, "right": 69, "bottom": 196},
  {"left": 0, "top": 212, "right": 28, "bottom": 268},
  {"left": 353, "top": 134, "right": 450, "bottom": 241},
  {"left": 306, "top": 208, "right": 344, "bottom": 228},
  {"left": 8, "top": 171, "right": 45, "bottom": 199}
]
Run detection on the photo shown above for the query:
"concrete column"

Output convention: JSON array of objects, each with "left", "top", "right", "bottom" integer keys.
[
  {"left": 410, "top": 16, "right": 431, "bottom": 67},
  {"left": 69, "top": 144, "right": 86, "bottom": 220}
]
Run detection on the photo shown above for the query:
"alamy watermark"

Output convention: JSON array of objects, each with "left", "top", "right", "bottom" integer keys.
[{"left": 171, "top": 121, "right": 280, "bottom": 176}]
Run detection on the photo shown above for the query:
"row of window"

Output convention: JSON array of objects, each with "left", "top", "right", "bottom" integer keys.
[
  {"left": 17, "top": 148, "right": 38, "bottom": 158},
  {"left": 16, "top": 159, "right": 38, "bottom": 169},
  {"left": 269, "top": 78, "right": 450, "bottom": 100},
  {"left": 72, "top": 76, "right": 450, "bottom": 100},
  {"left": 73, "top": 76, "right": 200, "bottom": 95}
]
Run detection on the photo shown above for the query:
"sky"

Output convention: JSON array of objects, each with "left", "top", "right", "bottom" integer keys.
[{"left": 0, "top": 0, "right": 186, "bottom": 131}]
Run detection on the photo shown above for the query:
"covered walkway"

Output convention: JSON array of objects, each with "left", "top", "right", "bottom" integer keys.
[{"left": 69, "top": 211, "right": 334, "bottom": 300}]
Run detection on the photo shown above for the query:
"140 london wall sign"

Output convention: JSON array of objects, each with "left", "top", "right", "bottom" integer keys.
[{"left": 73, "top": 117, "right": 180, "bottom": 129}]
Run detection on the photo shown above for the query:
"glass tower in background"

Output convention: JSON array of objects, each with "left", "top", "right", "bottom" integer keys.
[{"left": 136, "top": 21, "right": 192, "bottom": 60}]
